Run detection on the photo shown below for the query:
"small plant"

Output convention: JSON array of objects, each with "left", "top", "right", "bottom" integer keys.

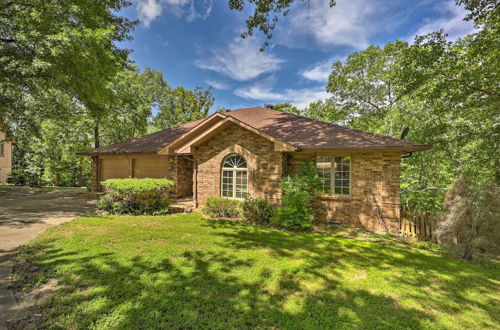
[
  {"left": 97, "top": 178, "right": 174, "bottom": 215},
  {"left": 202, "top": 197, "right": 242, "bottom": 219},
  {"left": 271, "top": 161, "right": 323, "bottom": 230},
  {"left": 241, "top": 196, "right": 275, "bottom": 223}
]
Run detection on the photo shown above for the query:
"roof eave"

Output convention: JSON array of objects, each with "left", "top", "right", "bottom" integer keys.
[{"left": 298, "top": 144, "right": 433, "bottom": 152}]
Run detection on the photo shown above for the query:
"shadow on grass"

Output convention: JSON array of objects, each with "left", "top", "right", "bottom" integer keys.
[
  {"left": 9, "top": 220, "right": 500, "bottom": 329},
  {"left": 210, "top": 222, "right": 500, "bottom": 328}
]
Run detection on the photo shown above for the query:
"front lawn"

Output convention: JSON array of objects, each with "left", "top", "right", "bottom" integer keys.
[{"left": 12, "top": 213, "right": 499, "bottom": 329}]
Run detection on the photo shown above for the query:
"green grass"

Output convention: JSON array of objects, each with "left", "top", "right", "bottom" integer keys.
[{"left": 17, "top": 213, "right": 499, "bottom": 329}]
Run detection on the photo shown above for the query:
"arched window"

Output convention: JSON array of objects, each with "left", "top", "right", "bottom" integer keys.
[{"left": 221, "top": 154, "right": 248, "bottom": 199}]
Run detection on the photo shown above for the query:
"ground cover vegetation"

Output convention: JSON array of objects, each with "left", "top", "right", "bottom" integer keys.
[{"left": 9, "top": 213, "right": 499, "bottom": 329}]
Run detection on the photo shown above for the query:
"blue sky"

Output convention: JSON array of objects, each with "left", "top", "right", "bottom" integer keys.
[{"left": 121, "top": 0, "right": 474, "bottom": 112}]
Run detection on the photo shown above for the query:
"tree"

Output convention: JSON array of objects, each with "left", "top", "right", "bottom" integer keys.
[
  {"left": 228, "top": 0, "right": 336, "bottom": 49},
  {"left": 272, "top": 103, "right": 301, "bottom": 115},
  {"left": 303, "top": 98, "right": 348, "bottom": 124},
  {"left": 326, "top": 41, "right": 408, "bottom": 135},
  {"left": 150, "top": 86, "right": 214, "bottom": 131},
  {"left": 436, "top": 175, "right": 499, "bottom": 261},
  {"left": 90, "top": 66, "right": 153, "bottom": 148},
  {"left": 0, "top": 0, "right": 136, "bottom": 125}
]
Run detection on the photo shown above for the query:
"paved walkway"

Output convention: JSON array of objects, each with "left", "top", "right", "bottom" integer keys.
[{"left": 0, "top": 187, "right": 98, "bottom": 329}]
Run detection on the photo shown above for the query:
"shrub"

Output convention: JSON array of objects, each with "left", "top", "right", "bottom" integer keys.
[
  {"left": 436, "top": 175, "right": 500, "bottom": 261},
  {"left": 241, "top": 196, "right": 275, "bottom": 223},
  {"left": 202, "top": 197, "right": 242, "bottom": 218},
  {"left": 97, "top": 178, "right": 174, "bottom": 215},
  {"left": 271, "top": 161, "right": 323, "bottom": 230},
  {"left": 10, "top": 169, "right": 40, "bottom": 187}
]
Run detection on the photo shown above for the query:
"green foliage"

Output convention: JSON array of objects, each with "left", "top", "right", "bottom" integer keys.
[
  {"left": 10, "top": 169, "right": 40, "bottom": 187},
  {"left": 272, "top": 161, "right": 323, "bottom": 230},
  {"left": 97, "top": 179, "right": 174, "bottom": 215},
  {"left": 14, "top": 213, "right": 499, "bottom": 328},
  {"left": 303, "top": 99, "right": 348, "bottom": 123},
  {"left": 241, "top": 196, "right": 275, "bottom": 223},
  {"left": 326, "top": 41, "right": 408, "bottom": 135},
  {"left": 272, "top": 103, "right": 301, "bottom": 115},
  {"left": 202, "top": 197, "right": 242, "bottom": 218},
  {"left": 149, "top": 86, "right": 214, "bottom": 132},
  {"left": 0, "top": 0, "right": 135, "bottom": 122}
]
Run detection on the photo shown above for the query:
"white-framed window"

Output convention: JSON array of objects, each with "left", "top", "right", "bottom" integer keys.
[
  {"left": 0, "top": 143, "right": 4, "bottom": 157},
  {"left": 221, "top": 154, "right": 248, "bottom": 199},
  {"left": 316, "top": 155, "right": 351, "bottom": 196}
]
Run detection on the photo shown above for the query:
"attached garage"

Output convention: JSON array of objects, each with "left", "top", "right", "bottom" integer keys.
[{"left": 97, "top": 154, "right": 173, "bottom": 191}]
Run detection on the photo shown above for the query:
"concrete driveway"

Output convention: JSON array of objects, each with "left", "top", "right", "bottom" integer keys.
[{"left": 0, "top": 186, "right": 98, "bottom": 328}]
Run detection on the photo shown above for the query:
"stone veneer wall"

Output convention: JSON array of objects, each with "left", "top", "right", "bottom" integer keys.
[
  {"left": 193, "top": 123, "right": 283, "bottom": 206},
  {"left": 284, "top": 151, "right": 401, "bottom": 232}
]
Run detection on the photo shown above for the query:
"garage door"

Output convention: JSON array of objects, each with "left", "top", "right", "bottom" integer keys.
[
  {"left": 133, "top": 157, "right": 169, "bottom": 178},
  {"left": 99, "top": 157, "right": 129, "bottom": 182}
]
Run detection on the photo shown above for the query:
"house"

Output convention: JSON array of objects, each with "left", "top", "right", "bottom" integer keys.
[
  {"left": 0, "top": 129, "right": 14, "bottom": 183},
  {"left": 80, "top": 106, "right": 431, "bottom": 231}
]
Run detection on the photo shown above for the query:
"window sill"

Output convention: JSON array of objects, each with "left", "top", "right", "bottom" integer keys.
[{"left": 316, "top": 194, "right": 355, "bottom": 201}]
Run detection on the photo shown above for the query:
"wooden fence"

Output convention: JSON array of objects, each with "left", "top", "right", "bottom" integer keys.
[{"left": 400, "top": 206, "right": 437, "bottom": 241}]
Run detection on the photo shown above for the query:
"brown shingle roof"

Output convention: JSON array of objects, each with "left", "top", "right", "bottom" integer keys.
[
  {"left": 78, "top": 119, "right": 204, "bottom": 155},
  {"left": 80, "top": 107, "right": 430, "bottom": 155},
  {"left": 226, "top": 107, "right": 430, "bottom": 150}
]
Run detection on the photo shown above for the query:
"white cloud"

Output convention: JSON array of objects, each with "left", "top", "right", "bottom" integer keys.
[
  {"left": 409, "top": 1, "right": 476, "bottom": 41},
  {"left": 234, "top": 76, "right": 330, "bottom": 109},
  {"left": 278, "top": 0, "right": 474, "bottom": 49},
  {"left": 278, "top": 0, "right": 385, "bottom": 49},
  {"left": 300, "top": 56, "right": 345, "bottom": 82},
  {"left": 138, "top": 0, "right": 163, "bottom": 27},
  {"left": 137, "top": 0, "right": 212, "bottom": 27},
  {"left": 205, "top": 79, "right": 230, "bottom": 90},
  {"left": 195, "top": 38, "right": 285, "bottom": 81}
]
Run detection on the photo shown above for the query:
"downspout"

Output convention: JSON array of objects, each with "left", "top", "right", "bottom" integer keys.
[
  {"left": 193, "top": 159, "right": 198, "bottom": 208},
  {"left": 401, "top": 152, "right": 413, "bottom": 158}
]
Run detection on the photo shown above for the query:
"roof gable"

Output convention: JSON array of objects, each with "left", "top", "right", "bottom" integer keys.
[{"left": 158, "top": 112, "right": 296, "bottom": 155}]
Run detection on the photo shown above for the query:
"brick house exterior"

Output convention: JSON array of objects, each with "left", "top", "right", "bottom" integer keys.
[{"left": 80, "top": 106, "right": 431, "bottom": 232}]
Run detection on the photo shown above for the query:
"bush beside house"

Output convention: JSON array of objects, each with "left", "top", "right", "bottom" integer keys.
[
  {"left": 241, "top": 196, "right": 275, "bottom": 223},
  {"left": 97, "top": 178, "right": 174, "bottom": 215},
  {"left": 202, "top": 197, "right": 242, "bottom": 218},
  {"left": 271, "top": 161, "right": 323, "bottom": 230}
]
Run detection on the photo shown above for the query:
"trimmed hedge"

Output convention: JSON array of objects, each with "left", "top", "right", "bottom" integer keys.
[
  {"left": 97, "top": 178, "right": 174, "bottom": 215},
  {"left": 202, "top": 197, "right": 242, "bottom": 219}
]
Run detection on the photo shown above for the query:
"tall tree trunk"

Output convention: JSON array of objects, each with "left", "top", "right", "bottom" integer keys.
[{"left": 94, "top": 123, "right": 100, "bottom": 149}]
